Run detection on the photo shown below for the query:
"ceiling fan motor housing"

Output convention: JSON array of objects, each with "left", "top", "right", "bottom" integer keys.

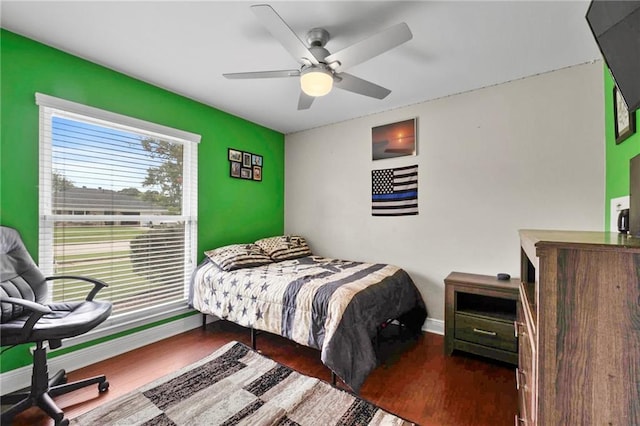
[
  {"left": 306, "top": 28, "right": 330, "bottom": 47},
  {"left": 306, "top": 28, "right": 333, "bottom": 65}
]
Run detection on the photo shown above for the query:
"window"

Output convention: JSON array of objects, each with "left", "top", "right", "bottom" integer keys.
[{"left": 36, "top": 93, "right": 199, "bottom": 326}]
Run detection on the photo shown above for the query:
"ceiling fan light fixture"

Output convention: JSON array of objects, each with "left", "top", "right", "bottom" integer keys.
[{"left": 300, "top": 67, "right": 333, "bottom": 97}]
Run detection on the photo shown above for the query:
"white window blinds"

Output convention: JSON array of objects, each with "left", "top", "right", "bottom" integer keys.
[{"left": 36, "top": 94, "right": 199, "bottom": 320}]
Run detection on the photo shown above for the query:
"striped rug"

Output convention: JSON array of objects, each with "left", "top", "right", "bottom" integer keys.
[{"left": 71, "top": 341, "right": 414, "bottom": 425}]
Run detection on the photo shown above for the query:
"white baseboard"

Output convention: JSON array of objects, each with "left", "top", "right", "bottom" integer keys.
[
  {"left": 424, "top": 317, "right": 444, "bottom": 335},
  {"left": 1, "top": 314, "right": 442, "bottom": 394},
  {"left": 0, "top": 313, "right": 207, "bottom": 394}
]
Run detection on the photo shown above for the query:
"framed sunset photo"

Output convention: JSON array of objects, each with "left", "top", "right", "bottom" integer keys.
[{"left": 372, "top": 118, "right": 417, "bottom": 160}]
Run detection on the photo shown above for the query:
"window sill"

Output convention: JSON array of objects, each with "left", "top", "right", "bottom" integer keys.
[{"left": 52, "top": 301, "right": 197, "bottom": 352}]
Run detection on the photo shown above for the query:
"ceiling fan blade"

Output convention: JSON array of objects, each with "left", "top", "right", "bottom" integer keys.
[
  {"left": 223, "top": 70, "right": 300, "bottom": 79},
  {"left": 298, "top": 91, "right": 315, "bottom": 110},
  {"left": 324, "top": 22, "right": 412, "bottom": 72},
  {"left": 334, "top": 73, "right": 391, "bottom": 99},
  {"left": 251, "top": 4, "right": 319, "bottom": 66}
]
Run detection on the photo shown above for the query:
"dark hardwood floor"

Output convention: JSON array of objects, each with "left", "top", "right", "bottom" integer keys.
[{"left": 7, "top": 320, "right": 517, "bottom": 425}]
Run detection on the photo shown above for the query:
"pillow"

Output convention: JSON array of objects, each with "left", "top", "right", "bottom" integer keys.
[
  {"left": 255, "top": 235, "right": 312, "bottom": 261},
  {"left": 204, "top": 243, "right": 272, "bottom": 271}
]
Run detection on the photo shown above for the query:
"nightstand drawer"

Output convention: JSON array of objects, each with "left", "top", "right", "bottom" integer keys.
[{"left": 454, "top": 313, "right": 517, "bottom": 353}]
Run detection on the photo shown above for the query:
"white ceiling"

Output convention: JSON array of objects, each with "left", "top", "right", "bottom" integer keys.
[{"left": 1, "top": 1, "right": 602, "bottom": 134}]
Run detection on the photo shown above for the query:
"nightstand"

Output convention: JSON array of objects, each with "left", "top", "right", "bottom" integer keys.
[{"left": 444, "top": 271, "right": 519, "bottom": 365}]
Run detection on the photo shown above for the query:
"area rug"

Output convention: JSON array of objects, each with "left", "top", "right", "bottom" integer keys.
[{"left": 71, "top": 341, "right": 414, "bottom": 425}]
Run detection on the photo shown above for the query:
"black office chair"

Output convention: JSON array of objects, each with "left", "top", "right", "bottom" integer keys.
[{"left": 0, "top": 226, "right": 112, "bottom": 426}]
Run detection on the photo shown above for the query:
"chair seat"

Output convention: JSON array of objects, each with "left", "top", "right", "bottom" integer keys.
[{"left": 0, "top": 300, "right": 112, "bottom": 346}]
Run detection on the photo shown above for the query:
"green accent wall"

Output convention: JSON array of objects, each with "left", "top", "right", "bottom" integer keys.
[
  {"left": 0, "top": 30, "right": 284, "bottom": 372},
  {"left": 604, "top": 67, "right": 640, "bottom": 229}
]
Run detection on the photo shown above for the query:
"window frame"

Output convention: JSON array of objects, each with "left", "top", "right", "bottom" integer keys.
[{"left": 36, "top": 93, "right": 200, "bottom": 344}]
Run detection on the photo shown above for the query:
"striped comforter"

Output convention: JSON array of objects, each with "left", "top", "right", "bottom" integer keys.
[{"left": 190, "top": 255, "right": 427, "bottom": 392}]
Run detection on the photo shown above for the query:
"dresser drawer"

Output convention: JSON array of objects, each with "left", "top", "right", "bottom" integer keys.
[{"left": 454, "top": 313, "right": 517, "bottom": 353}]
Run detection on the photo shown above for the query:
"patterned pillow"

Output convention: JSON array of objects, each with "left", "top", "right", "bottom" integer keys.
[
  {"left": 204, "top": 244, "right": 272, "bottom": 271},
  {"left": 254, "top": 235, "right": 312, "bottom": 261}
]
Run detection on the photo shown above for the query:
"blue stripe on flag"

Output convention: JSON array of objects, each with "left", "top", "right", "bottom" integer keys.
[{"left": 372, "top": 190, "right": 418, "bottom": 201}]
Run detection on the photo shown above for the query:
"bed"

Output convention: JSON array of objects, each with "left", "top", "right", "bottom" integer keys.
[{"left": 189, "top": 236, "right": 427, "bottom": 392}]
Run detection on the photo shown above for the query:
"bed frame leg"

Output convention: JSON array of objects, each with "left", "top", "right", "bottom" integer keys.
[
  {"left": 331, "top": 372, "right": 337, "bottom": 386},
  {"left": 251, "top": 328, "right": 257, "bottom": 350},
  {"left": 202, "top": 313, "right": 207, "bottom": 330}
]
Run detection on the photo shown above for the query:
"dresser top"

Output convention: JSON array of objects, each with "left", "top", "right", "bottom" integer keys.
[
  {"left": 520, "top": 229, "right": 640, "bottom": 251},
  {"left": 445, "top": 271, "right": 520, "bottom": 291}
]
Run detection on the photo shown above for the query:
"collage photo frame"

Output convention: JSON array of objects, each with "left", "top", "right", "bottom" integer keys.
[{"left": 228, "top": 148, "right": 263, "bottom": 182}]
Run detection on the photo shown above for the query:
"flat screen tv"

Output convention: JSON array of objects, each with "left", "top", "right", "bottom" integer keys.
[{"left": 586, "top": 1, "right": 640, "bottom": 112}]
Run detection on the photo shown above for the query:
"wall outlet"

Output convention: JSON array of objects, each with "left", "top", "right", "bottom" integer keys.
[{"left": 610, "top": 195, "right": 630, "bottom": 233}]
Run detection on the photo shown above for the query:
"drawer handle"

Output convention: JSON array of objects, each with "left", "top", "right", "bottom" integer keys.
[
  {"left": 515, "top": 368, "right": 526, "bottom": 390},
  {"left": 473, "top": 328, "right": 497, "bottom": 336}
]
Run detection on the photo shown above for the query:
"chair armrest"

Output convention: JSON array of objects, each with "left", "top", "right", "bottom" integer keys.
[
  {"left": 0, "top": 296, "right": 52, "bottom": 340},
  {"left": 46, "top": 275, "right": 109, "bottom": 301},
  {"left": 0, "top": 296, "right": 51, "bottom": 314}
]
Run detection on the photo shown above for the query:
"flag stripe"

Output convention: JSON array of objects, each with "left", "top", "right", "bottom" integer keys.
[
  {"left": 372, "top": 200, "right": 418, "bottom": 208},
  {"left": 393, "top": 183, "right": 417, "bottom": 190},
  {"left": 373, "top": 204, "right": 418, "bottom": 210},
  {"left": 371, "top": 165, "right": 418, "bottom": 216},
  {"left": 372, "top": 190, "right": 417, "bottom": 201},
  {"left": 389, "top": 165, "right": 418, "bottom": 173},
  {"left": 394, "top": 171, "right": 417, "bottom": 179},
  {"left": 373, "top": 209, "right": 419, "bottom": 216},
  {"left": 394, "top": 176, "right": 416, "bottom": 184}
]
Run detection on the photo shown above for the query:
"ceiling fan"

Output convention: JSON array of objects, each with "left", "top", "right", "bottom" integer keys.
[{"left": 223, "top": 4, "right": 413, "bottom": 110}]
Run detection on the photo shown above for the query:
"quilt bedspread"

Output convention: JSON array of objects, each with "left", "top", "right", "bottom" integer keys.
[{"left": 190, "top": 255, "right": 427, "bottom": 392}]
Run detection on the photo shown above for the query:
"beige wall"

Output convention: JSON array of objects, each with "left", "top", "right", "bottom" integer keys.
[{"left": 284, "top": 62, "right": 605, "bottom": 329}]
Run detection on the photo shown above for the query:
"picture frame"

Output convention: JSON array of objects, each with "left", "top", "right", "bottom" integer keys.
[
  {"left": 252, "top": 154, "right": 263, "bottom": 167},
  {"left": 253, "top": 166, "right": 262, "bottom": 181},
  {"left": 228, "top": 148, "right": 242, "bottom": 162},
  {"left": 240, "top": 168, "right": 252, "bottom": 179},
  {"left": 614, "top": 86, "right": 636, "bottom": 144},
  {"left": 242, "top": 152, "right": 252, "bottom": 168},
  {"left": 230, "top": 161, "right": 241, "bottom": 178},
  {"left": 372, "top": 118, "right": 417, "bottom": 160}
]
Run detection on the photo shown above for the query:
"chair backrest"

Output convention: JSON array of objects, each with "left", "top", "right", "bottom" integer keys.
[{"left": 1, "top": 226, "right": 48, "bottom": 322}]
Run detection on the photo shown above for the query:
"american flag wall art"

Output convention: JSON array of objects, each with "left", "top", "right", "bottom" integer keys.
[{"left": 371, "top": 165, "right": 418, "bottom": 216}]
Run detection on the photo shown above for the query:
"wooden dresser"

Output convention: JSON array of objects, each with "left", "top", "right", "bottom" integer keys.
[{"left": 517, "top": 230, "right": 640, "bottom": 425}]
